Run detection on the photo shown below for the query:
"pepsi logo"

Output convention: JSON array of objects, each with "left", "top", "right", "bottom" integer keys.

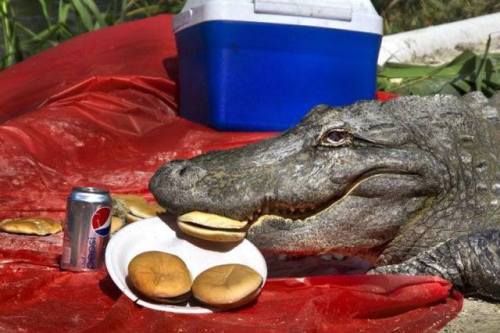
[{"left": 92, "top": 207, "right": 111, "bottom": 237}]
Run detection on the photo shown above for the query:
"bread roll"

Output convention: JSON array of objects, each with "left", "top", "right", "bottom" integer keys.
[
  {"left": 192, "top": 264, "right": 263, "bottom": 309},
  {"left": 178, "top": 221, "right": 247, "bottom": 243},
  {"left": 113, "top": 194, "right": 165, "bottom": 222},
  {"left": 110, "top": 216, "right": 125, "bottom": 234},
  {"left": 0, "top": 217, "right": 62, "bottom": 236},
  {"left": 128, "top": 251, "right": 192, "bottom": 303},
  {"left": 178, "top": 211, "right": 247, "bottom": 229},
  {"left": 177, "top": 212, "right": 248, "bottom": 243}
]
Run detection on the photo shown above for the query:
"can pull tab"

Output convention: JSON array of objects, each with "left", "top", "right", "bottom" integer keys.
[{"left": 254, "top": 0, "right": 353, "bottom": 22}]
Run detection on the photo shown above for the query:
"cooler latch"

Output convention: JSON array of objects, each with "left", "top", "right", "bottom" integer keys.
[{"left": 254, "top": 0, "right": 353, "bottom": 21}]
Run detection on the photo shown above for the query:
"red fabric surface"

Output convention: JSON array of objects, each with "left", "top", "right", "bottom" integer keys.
[{"left": 0, "top": 15, "right": 462, "bottom": 332}]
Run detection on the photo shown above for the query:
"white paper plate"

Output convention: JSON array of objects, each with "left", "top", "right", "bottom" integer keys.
[{"left": 105, "top": 216, "right": 267, "bottom": 314}]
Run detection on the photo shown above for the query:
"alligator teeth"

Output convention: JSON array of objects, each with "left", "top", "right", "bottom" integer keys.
[{"left": 251, "top": 202, "right": 322, "bottom": 221}]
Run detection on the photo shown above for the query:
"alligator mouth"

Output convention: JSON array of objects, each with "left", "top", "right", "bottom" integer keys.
[{"left": 176, "top": 169, "right": 412, "bottom": 242}]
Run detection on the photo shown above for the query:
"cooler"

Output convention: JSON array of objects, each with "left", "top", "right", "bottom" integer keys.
[{"left": 174, "top": 0, "right": 383, "bottom": 131}]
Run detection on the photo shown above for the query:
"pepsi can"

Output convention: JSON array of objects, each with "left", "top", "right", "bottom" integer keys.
[{"left": 61, "top": 187, "right": 112, "bottom": 271}]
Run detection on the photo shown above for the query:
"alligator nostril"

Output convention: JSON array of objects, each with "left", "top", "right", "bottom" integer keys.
[
  {"left": 179, "top": 166, "right": 189, "bottom": 177},
  {"left": 177, "top": 165, "right": 207, "bottom": 182}
]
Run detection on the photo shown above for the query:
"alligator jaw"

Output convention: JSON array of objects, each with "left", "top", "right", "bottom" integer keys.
[{"left": 176, "top": 171, "right": 412, "bottom": 242}]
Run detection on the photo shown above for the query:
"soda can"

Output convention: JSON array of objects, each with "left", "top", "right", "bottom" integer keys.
[{"left": 61, "top": 187, "right": 112, "bottom": 271}]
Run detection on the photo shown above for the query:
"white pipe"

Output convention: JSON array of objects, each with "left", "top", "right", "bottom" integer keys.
[{"left": 378, "top": 12, "right": 500, "bottom": 65}]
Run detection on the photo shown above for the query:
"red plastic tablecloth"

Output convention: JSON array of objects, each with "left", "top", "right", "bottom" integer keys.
[{"left": 0, "top": 15, "right": 461, "bottom": 332}]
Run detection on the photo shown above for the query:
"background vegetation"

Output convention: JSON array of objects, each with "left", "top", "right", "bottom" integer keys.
[
  {"left": 377, "top": 45, "right": 500, "bottom": 97},
  {"left": 373, "top": 0, "right": 499, "bottom": 97},
  {"left": 0, "top": 0, "right": 184, "bottom": 69},
  {"left": 0, "top": 0, "right": 499, "bottom": 96},
  {"left": 373, "top": 0, "right": 500, "bottom": 34}
]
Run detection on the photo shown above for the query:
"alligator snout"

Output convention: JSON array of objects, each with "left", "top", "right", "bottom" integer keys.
[
  {"left": 150, "top": 153, "right": 269, "bottom": 221},
  {"left": 149, "top": 160, "right": 209, "bottom": 216},
  {"left": 160, "top": 160, "right": 208, "bottom": 189}
]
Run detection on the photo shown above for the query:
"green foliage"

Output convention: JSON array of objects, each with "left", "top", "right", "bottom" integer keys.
[
  {"left": 0, "top": 0, "right": 185, "bottom": 69},
  {"left": 372, "top": 0, "right": 500, "bottom": 34},
  {"left": 378, "top": 40, "right": 500, "bottom": 97},
  {"left": 1, "top": 0, "right": 21, "bottom": 67}
]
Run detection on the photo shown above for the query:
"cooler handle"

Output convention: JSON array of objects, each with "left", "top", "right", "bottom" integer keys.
[{"left": 254, "top": 0, "right": 352, "bottom": 22}]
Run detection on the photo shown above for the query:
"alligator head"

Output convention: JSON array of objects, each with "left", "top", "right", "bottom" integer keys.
[{"left": 150, "top": 94, "right": 498, "bottom": 263}]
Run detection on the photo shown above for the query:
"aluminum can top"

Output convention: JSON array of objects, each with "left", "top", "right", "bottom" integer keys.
[{"left": 70, "top": 187, "right": 111, "bottom": 203}]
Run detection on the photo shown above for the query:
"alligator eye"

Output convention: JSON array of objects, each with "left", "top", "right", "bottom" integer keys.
[{"left": 320, "top": 129, "right": 352, "bottom": 147}]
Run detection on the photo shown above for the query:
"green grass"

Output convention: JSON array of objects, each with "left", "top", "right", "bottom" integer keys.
[
  {"left": 1, "top": 0, "right": 21, "bottom": 67},
  {"left": 0, "top": 0, "right": 184, "bottom": 69},
  {"left": 373, "top": 0, "right": 500, "bottom": 34},
  {"left": 373, "top": 0, "right": 500, "bottom": 96},
  {"left": 377, "top": 47, "right": 500, "bottom": 97}
]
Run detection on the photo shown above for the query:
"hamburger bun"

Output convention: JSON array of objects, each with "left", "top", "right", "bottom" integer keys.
[
  {"left": 177, "top": 212, "right": 247, "bottom": 243},
  {"left": 110, "top": 216, "right": 125, "bottom": 234},
  {"left": 0, "top": 217, "right": 62, "bottom": 236},
  {"left": 178, "top": 212, "right": 248, "bottom": 229},
  {"left": 178, "top": 221, "right": 247, "bottom": 243},
  {"left": 126, "top": 213, "right": 142, "bottom": 223},
  {"left": 127, "top": 251, "right": 192, "bottom": 303},
  {"left": 128, "top": 201, "right": 165, "bottom": 219},
  {"left": 113, "top": 194, "right": 166, "bottom": 223},
  {"left": 192, "top": 264, "right": 263, "bottom": 309}
]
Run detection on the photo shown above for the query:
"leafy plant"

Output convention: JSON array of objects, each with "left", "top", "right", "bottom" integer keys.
[
  {"left": 0, "top": 0, "right": 21, "bottom": 68},
  {"left": 0, "top": 0, "right": 185, "bottom": 70},
  {"left": 377, "top": 38, "right": 500, "bottom": 97},
  {"left": 372, "top": 0, "right": 500, "bottom": 34}
]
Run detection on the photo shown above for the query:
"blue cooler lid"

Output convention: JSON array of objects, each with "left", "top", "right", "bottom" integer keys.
[{"left": 174, "top": 0, "right": 382, "bottom": 35}]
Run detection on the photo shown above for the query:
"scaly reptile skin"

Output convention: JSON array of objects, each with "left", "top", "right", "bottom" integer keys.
[{"left": 150, "top": 92, "right": 500, "bottom": 300}]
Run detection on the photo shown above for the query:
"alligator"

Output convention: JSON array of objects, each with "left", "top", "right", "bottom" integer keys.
[{"left": 150, "top": 92, "right": 500, "bottom": 301}]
